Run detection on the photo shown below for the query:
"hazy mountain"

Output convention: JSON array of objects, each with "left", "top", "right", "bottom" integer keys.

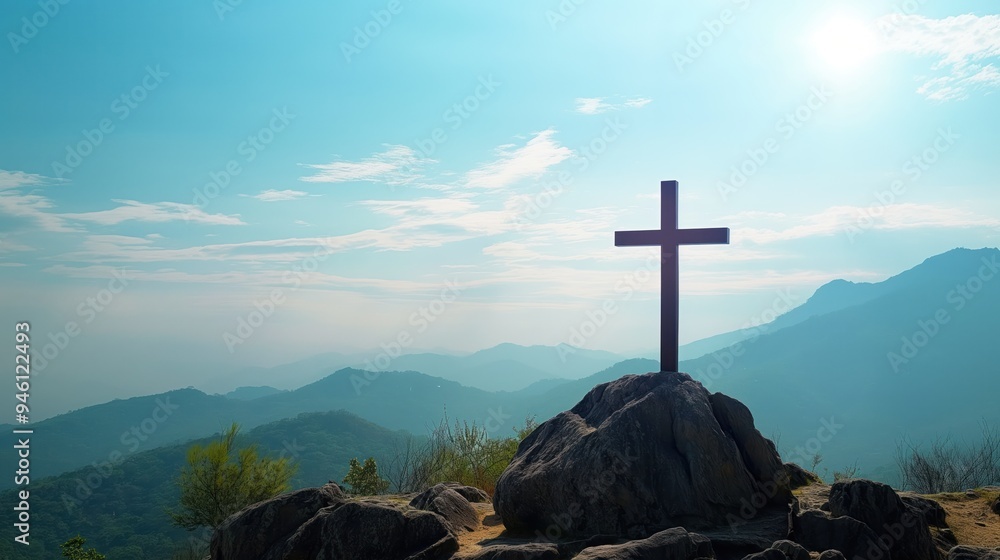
[
  {"left": 203, "top": 344, "right": 625, "bottom": 395},
  {"left": 0, "top": 410, "right": 406, "bottom": 560},
  {"left": 9, "top": 247, "right": 997, "bottom": 492},
  {"left": 678, "top": 275, "right": 894, "bottom": 361},
  {"left": 682, "top": 247, "right": 1000, "bottom": 480},
  {"left": 1, "top": 359, "right": 658, "bottom": 487},
  {"left": 223, "top": 386, "right": 288, "bottom": 400},
  {"left": 381, "top": 343, "right": 625, "bottom": 392}
]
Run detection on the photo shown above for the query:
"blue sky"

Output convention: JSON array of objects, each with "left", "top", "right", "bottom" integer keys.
[{"left": 2, "top": 0, "right": 999, "bottom": 415}]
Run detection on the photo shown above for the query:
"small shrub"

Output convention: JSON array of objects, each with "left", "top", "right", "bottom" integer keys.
[{"left": 342, "top": 457, "right": 390, "bottom": 496}]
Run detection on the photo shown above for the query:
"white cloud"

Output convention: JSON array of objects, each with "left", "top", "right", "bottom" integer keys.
[
  {"left": 575, "top": 97, "right": 612, "bottom": 115},
  {"left": 242, "top": 189, "right": 310, "bottom": 202},
  {"left": 0, "top": 170, "right": 75, "bottom": 232},
  {"left": 574, "top": 96, "right": 653, "bottom": 114},
  {"left": 624, "top": 97, "right": 652, "bottom": 109},
  {"left": 732, "top": 203, "right": 1000, "bottom": 244},
  {"left": 63, "top": 200, "right": 246, "bottom": 226},
  {"left": 300, "top": 145, "right": 428, "bottom": 186},
  {"left": 465, "top": 130, "right": 573, "bottom": 190},
  {"left": 879, "top": 13, "right": 1000, "bottom": 100}
]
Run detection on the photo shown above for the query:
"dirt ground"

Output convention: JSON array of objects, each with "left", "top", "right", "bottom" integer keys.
[
  {"left": 456, "top": 486, "right": 1000, "bottom": 556},
  {"left": 795, "top": 483, "right": 1000, "bottom": 549}
]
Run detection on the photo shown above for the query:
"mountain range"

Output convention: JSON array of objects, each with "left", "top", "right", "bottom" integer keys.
[{"left": 3, "top": 247, "right": 998, "bottom": 556}]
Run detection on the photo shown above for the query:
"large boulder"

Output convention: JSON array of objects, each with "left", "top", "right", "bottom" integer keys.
[
  {"left": 442, "top": 481, "right": 491, "bottom": 503},
  {"left": 280, "top": 500, "right": 458, "bottom": 560},
  {"left": 783, "top": 463, "right": 821, "bottom": 490},
  {"left": 493, "top": 372, "right": 791, "bottom": 538},
  {"left": 410, "top": 483, "right": 479, "bottom": 532},
  {"left": 210, "top": 483, "right": 345, "bottom": 560},
  {"left": 571, "top": 527, "right": 714, "bottom": 560},
  {"left": 790, "top": 509, "right": 884, "bottom": 560},
  {"left": 828, "top": 480, "right": 942, "bottom": 560}
]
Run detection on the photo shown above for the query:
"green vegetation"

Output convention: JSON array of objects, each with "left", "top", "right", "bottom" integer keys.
[
  {"left": 385, "top": 413, "right": 537, "bottom": 495},
  {"left": 170, "top": 423, "right": 297, "bottom": 531},
  {"left": 342, "top": 457, "right": 390, "bottom": 495},
  {"left": 0, "top": 410, "right": 404, "bottom": 560},
  {"left": 60, "top": 535, "right": 106, "bottom": 560}
]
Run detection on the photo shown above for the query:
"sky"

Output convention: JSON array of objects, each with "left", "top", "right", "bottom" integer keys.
[{"left": 1, "top": 0, "right": 999, "bottom": 417}]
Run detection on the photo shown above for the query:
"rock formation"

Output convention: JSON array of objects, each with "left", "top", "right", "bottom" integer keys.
[{"left": 493, "top": 372, "right": 791, "bottom": 538}]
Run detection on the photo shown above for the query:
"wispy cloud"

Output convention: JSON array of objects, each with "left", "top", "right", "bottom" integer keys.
[
  {"left": 879, "top": 13, "right": 1000, "bottom": 101},
  {"left": 241, "top": 189, "right": 311, "bottom": 202},
  {"left": 465, "top": 130, "right": 573, "bottom": 190},
  {"left": 300, "top": 145, "right": 428, "bottom": 186},
  {"left": 64, "top": 200, "right": 246, "bottom": 226},
  {"left": 0, "top": 169, "right": 75, "bottom": 232},
  {"left": 574, "top": 96, "right": 652, "bottom": 114},
  {"left": 732, "top": 203, "right": 1000, "bottom": 244}
]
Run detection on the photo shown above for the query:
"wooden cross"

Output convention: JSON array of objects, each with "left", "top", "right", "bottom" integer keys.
[{"left": 615, "top": 180, "right": 730, "bottom": 372}]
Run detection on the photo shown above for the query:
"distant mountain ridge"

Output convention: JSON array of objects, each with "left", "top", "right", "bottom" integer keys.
[
  {"left": 206, "top": 343, "right": 626, "bottom": 394},
  {"left": 681, "top": 247, "right": 1000, "bottom": 479},
  {"left": 6, "top": 247, "right": 997, "bottom": 491}
]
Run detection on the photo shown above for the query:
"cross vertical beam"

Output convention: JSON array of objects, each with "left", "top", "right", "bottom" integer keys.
[{"left": 615, "top": 180, "right": 730, "bottom": 373}]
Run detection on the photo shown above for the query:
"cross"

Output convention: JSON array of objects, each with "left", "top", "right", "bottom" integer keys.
[{"left": 615, "top": 180, "right": 730, "bottom": 373}]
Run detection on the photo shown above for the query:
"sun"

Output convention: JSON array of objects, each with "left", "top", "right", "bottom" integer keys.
[{"left": 809, "top": 14, "right": 882, "bottom": 74}]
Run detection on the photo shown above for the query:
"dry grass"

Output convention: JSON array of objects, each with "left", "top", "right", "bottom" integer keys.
[
  {"left": 794, "top": 481, "right": 1000, "bottom": 548},
  {"left": 924, "top": 487, "right": 1000, "bottom": 547}
]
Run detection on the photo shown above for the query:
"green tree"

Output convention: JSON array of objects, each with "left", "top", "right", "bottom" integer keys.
[
  {"left": 170, "top": 423, "right": 297, "bottom": 530},
  {"left": 61, "top": 535, "right": 106, "bottom": 560},
  {"left": 342, "top": 457, "right": 390, "bottom": 495}
]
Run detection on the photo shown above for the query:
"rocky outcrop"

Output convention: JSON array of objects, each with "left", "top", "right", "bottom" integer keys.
[
  {"left": 493, "top": 372, "right": 790, "bottom": 538},
  {"left": 280, "top": 500, "right": 457, "bottom": 560},
  {"left": 949, "top": 546, "right": 1000, "bottom": 560},
  {"left": 791, "top": 509, "right": 883, "bottom": 560},
  {"left": 460, "top": 543, "right": 562, "bottom": 560},
  {"left": 410, "top": 483, "right": 480, "bottom": 532},
  {"left": 210, "top": 483, "right": 345, "bottom": 560},
  {"left": 210, "top": 483, "right": 463, "bottom": 560},
  {"left": 442, "top": 481, "right": 491, "bottom": 503},
  {"left": 571, "top": 528, "right": 714, "bottom": 560},
  {"left": 783, "top": 463, "right": 821, "bottom": 490},
  {"left": 768, "top": 540, "right": 810, "bottom": 560},
  {"left": 901, "top": 494, "right": 948, "bottom": 527},
  {"left": 828, "top": 479, "right": 942, "bottom": 560}
]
